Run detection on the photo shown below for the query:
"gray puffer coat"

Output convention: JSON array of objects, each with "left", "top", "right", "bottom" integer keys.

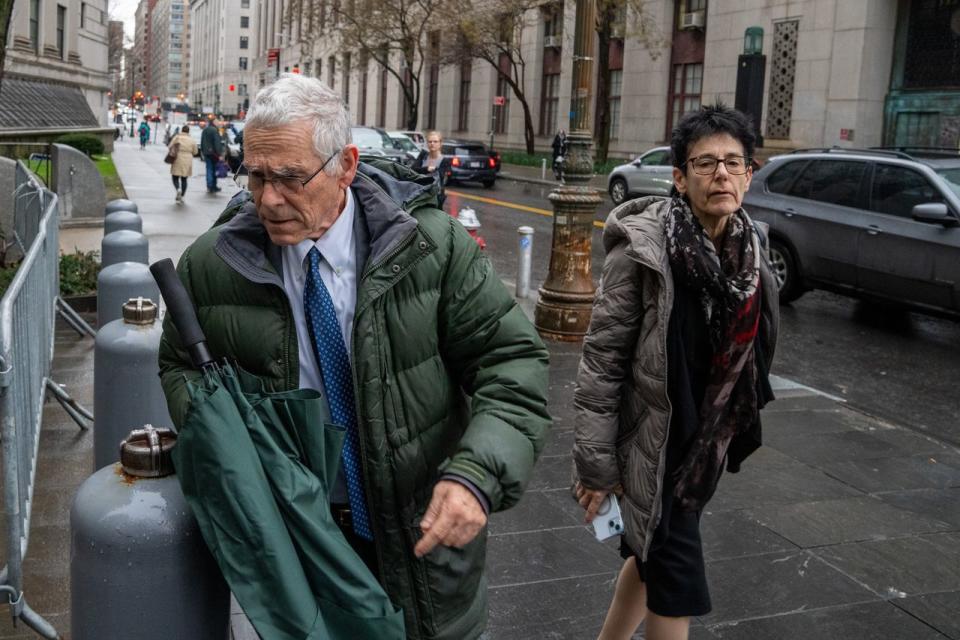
[{"left": 572, "top": 196, "right": 778, "bottom": 560}]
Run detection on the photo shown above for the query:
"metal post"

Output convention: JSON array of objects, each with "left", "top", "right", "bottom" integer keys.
[
  {"left": 516, "top": 226, "right": 534, "bottom": 298},
  {"left": 533, "top": 0, "right": 601, "bottom": 341},
  {"left": 541, "top": 158, "right": 547, "bottom": 180}
]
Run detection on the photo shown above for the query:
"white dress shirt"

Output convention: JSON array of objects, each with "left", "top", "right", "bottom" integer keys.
[{"left": 282, "top": 188, "right": 358, "bottom": 393}]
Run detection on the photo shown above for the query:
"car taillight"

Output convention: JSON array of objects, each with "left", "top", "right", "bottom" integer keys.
[
  {"left": 451, "top": 157, "right": 461, "bottom": 167},
  {"left": 488, "top": 157, "right": 496, "bottom": 168}
]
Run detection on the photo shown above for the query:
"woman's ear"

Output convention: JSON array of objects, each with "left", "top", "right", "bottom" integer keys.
[{"left": 672, "top": 166, "right": 686, "bottom": 195}]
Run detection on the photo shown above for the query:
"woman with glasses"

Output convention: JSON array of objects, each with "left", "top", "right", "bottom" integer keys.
[{"left": 573, "top": 104, "right": 779, "bottom": 640}]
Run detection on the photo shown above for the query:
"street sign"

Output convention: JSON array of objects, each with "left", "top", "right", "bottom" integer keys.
[
  {"left": 267, "top": 48, "right": 280, "bottom": 65},
  {"left": 493, "top": 96, "right": 506, "bottom": 106}
]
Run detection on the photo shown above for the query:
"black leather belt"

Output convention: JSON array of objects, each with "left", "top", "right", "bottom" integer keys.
[{"left": 330, "top": 504, "right": 353, "bottom": 530}]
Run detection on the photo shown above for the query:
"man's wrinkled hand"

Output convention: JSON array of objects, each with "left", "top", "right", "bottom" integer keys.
[{"left": 413, "top": 481, "right": 487, "bottom": 558}]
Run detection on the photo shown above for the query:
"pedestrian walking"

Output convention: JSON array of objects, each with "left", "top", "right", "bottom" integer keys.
[
  {"left": 199, "top": 119, "right": 224, "bottom": 193},
  {"left": 158, "top": 73, "right": 551, "bottom": 639},
  {"left": 412, "top": 130, "right": 451, "bottom": 205},
  {"left": 137, "top": 121, "right": 150, "bottom": 150},
  {"left": 167, "top": 125, "right": 199, "bottom": 204},
  {"left": 572, "top": 103, "right": 779, "bottom": 640},
  {"left": 551, "top": 128, "right": 568, "bottom": 183}
]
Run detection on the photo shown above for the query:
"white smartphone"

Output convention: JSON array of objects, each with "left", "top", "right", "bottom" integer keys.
[{"left": 591, "top": 494, "right": 624, "bottom": 542}]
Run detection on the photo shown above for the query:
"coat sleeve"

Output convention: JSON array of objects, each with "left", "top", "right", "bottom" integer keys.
[
  {"left": 436, "top": 217, "right": 551, "bottom": 512},
  {"left": 572, "top": 241, "right": 646, "bottom": 491},
  {"left": 157, "top": 246, "right": 204, "bottom": 429}
]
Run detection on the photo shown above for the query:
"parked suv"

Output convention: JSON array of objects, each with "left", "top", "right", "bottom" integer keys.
[
  {"left": 442, "top": 140, "right": 498, "bottom": 188},
  {"left": 607, "top": 146, "right": 674, "bottom": 204},
  {"left": 743, "top": 147, "right": 960, "bottom": 316}
]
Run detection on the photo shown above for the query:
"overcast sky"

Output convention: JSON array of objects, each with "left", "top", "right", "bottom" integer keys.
[{"left": 109, "top": 0, "right": 138, "bottom": 42}]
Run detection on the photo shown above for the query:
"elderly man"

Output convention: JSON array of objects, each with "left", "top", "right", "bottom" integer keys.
[{"left": 158, "top": 74, "right": 550, "bottom": 639}]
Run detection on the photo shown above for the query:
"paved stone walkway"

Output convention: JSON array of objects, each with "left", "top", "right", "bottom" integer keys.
[{"left": 1, "top": 134, "right": 956, "bottom": 639}]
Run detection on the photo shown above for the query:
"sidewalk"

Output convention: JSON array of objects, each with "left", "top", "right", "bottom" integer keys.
[
  {"left": 6, "top": 136, "right": 958, "bottom": 639},
  {"left": 500, "top": 162, "right": 609, "bottom": 190}
]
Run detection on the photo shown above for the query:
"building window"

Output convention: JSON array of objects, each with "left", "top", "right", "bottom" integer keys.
[
  {"left": 80, "top": 2, "right": 85, "bottom": 28},
  {"left": 540, "top": 72, "right": 559, "bottom": 135},
  {"left": 315, "top": 59, "right": 322, "bottom": 78},
  {"left": 608, "top": 69, "right": 623, "bottom": 140},
  {"left": 239, "top": 56, "right": 248, "bottom": 70},
  {"left": 343, "top": 52, "right": 351, "bottom": 105},
  {"left": 240, "top": 16, "right": 249, "bottom": 28},
  {"left": 29, "top": 0, "right": 40, "bottom": 52},
  {"left": 457, "top": 61, "right": 472, "bottom": 131},
  {"left": 328, "top": 55, "right": 336, "bottom": 89},
  {"left": 304, "top": 61, "right": 312, "bottom": 76},
  {"left": 238, "top": 83, "right": 248, "bottom": 96},
  {"left": 377, "top": 59, "right": 387, "bottom": 127},
  {"left": 56, "top": 5, "right": 66, "bottom": 58},
  {"left": 685, "top": 0, "right": 705, "bottom": 11},
  {"left": 543, "top": 4, "right": 562, "bottom": 38},
  {"left": 239, "top": 36, "right": 249, "bottom": 49},
  {"left": 670, "top": 63, "right": 702, "bottom": 131},
  {"left": 241, "top": 0, "right": 249, "bottom": 7},
  {"left": 765, "top": 20, "right": 798, "bottom": 139},
  {"left": 494, "top": 70, "right": 510, "bottom": 134},
  {"left": 358, "top": 54, "right": 368, "bottom": 125}
]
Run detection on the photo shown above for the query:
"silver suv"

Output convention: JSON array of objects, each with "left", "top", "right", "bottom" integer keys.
[
  {"left": 743, "top": 147, "right": 960, "bottom": 316},
  {"left": 607, "top": 146, "right": 674, "bottom": 204}
]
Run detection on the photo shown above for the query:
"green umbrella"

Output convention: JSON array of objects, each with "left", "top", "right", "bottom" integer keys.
[{"left": 151, "top": 259, "right": 404, "bottom": 640}]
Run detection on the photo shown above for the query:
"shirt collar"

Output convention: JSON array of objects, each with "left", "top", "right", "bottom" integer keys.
[{"left": 290, "top": 188, "right": 356, "bottom": 271}]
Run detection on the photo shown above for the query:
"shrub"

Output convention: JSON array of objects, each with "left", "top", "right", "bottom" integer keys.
[
  {"left": 59, "top": 249, "right": 100, "bottom": 296},
  {"left": 55, "top": 134, "right": 105, "bottom": 158},
  {"left": 0, "top": 264, "right": 18, "bottom": 298}
]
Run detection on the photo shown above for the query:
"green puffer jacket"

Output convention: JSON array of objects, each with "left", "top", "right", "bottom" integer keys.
[{"left": 158, "top": 160, "right": 551, "bottom": 639}]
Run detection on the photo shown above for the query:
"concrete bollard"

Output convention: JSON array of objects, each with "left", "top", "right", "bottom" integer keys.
[
  {"left": 104, "top": 209, "right": 143, "bottom": 235},
  {"left": 97, "top": 261, "right": 160, "bottom": 328},
  {"left": 104, "top": 199, "right": 139, "bottom": 215},
  {"left": 101, "top": 230, "right": 148, "bottom": 268},
  {"left": 516, "top": 226, "right": 534, "bottom": 299},
  {"left": 541, "top": 158, "right": 547, "bottom": 181}
]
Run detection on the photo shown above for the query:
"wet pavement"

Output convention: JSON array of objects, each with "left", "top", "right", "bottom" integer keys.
[{"left": 2, "top": 141, "right": 957, "bottom": 639}]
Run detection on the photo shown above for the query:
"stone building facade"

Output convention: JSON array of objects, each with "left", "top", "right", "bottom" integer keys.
[
  {"left": 3, "top": 0, "right": 111, "bottom": 127},
  {"left": 189, "top": 0, "right": 257, "bottom": 116},
  {"left": 243, "top": 0, "right": 955, "bottom": 158}
]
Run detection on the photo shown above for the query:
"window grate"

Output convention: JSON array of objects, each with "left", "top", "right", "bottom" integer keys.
[{"left": 765, "top": 20, "right": 798, "bottom": 140}]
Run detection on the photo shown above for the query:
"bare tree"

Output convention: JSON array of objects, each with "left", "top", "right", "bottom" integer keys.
[
  {"left": 440, "top": 0, "right": 542, "bottom": 154},
  {"left": 294, "top": 0, "right": 447, "bottom": 130}
]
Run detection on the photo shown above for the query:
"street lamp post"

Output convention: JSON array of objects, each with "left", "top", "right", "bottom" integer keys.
[{"left": 533, "top": 0, "right": 601, "bottom": 341}]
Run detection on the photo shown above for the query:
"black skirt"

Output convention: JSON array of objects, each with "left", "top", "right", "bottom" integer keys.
[{"left": 618, "top": 284, "right": 713, "bottom": 618}]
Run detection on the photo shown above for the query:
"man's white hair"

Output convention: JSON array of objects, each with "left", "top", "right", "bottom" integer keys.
[{"left": 246, "top": 73, "right": 352, "bottom": 175}]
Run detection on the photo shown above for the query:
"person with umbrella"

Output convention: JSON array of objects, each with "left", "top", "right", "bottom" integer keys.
[{"left": 158, "top": 73, "right": 551, "bottom": 639}]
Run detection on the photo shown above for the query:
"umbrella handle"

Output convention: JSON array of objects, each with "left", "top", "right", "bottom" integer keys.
[{"left": 150, "top": 258, "right": 215, "bottom": 368}]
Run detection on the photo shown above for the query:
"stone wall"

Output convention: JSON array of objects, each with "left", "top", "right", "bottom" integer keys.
[{"left": 50, "top": 144, "right": 106, "bottom": 226}]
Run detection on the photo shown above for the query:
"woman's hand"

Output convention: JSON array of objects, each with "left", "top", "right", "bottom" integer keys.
[{"left": 574, "top": 481, "right": 622, "bottom": 524}]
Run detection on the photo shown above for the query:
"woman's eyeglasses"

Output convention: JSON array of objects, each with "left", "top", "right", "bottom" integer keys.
[{"left": 684, "top": 155, "right": 752, "bottom": 176}]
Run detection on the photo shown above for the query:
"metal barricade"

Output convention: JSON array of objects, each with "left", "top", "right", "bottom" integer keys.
[{"left": 0, "top": 163, "right": 92, "bottom": 639}]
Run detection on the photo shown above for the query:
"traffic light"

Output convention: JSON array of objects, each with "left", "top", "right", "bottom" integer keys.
[{"left": 229, "top": 84, "right": 235, "bottom": 92}]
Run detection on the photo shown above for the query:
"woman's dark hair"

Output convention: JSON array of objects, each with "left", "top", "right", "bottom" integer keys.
[
  {"left": 670, "top": 103, "right": 756, "bottom": 170},
  {"left": 181, "top": 125, "right": 190, "bottom": 133}
]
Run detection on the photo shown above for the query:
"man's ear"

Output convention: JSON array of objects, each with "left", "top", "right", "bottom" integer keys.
[{"left": 338, "top": 145, "right": 360, "bottom": 188}]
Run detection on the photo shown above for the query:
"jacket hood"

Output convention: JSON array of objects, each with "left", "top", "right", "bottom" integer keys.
[
  {"left": 603, "top": 196, "right": 671, "bottom": 273},
  {"left": 355, "top": 158, "right": 441, "bottom": 211}
]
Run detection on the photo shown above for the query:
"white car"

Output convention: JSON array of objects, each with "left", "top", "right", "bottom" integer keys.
[
  {"left": 606, "top": 146, "right": 674, "bottom": 205},
  {"left": 387, "top": 132, "right": 422, "bottom": 163}
]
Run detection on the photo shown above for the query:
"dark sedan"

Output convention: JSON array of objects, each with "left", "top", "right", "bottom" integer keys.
[
  {"left": 351, "top": 126, "right": 412, "bottom": 167},
  {"left": 442, "top": 140, "right": 498, "bottom": 188}
]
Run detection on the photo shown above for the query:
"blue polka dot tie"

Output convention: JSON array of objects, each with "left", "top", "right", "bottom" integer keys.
[{"left": 304, "top": 247, "right": 373, "bottom": 540}]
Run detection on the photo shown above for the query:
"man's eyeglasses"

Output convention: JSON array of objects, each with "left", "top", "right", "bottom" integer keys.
[
  {"left": 684, "top": 155, "right": 752, "bottom": 176},
  {"left": 236, "top": 150, "right": 341, "bottom": 196}
]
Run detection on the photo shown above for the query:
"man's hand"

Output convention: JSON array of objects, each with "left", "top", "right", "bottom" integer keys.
[
  {"left": 574, "top": 481, "right": 621, "bottom": 524},
  {"left": 413, "top": 481, "right": 487, "bottom": 558}
]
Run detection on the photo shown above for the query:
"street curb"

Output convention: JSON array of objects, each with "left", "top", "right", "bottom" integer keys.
[{"left": 499, "top": 171, "right": 561, "bottom": 188}]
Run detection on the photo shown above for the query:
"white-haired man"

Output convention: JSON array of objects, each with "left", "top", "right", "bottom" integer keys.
[{"left": 159, "top": 74, "right": 550, "bottom": 639}]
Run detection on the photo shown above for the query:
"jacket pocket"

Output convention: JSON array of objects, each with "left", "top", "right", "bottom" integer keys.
[{"left": 402, "top": 504, "right": 487, "bottom": 635}]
